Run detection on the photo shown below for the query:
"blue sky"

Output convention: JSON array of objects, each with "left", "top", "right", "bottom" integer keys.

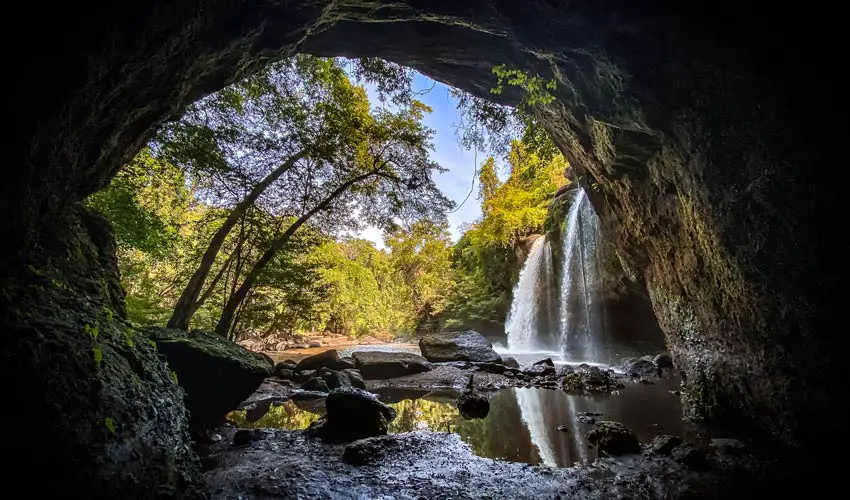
[{"left": 358, "top": 72, "right": 486, "bottom": 248}]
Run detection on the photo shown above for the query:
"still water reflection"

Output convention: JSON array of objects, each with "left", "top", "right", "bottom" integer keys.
[{"left": 229, "top": 378, "right": 682, "bottom": 467}]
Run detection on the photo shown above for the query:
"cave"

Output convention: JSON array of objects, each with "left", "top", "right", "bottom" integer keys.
[{"left": 2, "top": 1, "right": 839, "bottom": 497}]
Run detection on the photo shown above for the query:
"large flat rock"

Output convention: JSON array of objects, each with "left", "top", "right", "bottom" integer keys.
[
  {"left": 419, "top": 330, "right": 501, "bottom": 363},
  {"left": 351, "top": 351, "right": 432, "bottom": 380}
]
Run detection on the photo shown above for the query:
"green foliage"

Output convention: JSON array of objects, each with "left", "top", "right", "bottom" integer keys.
[
  {"left": 442, "top": 140, "right": 568, "bottom": 332},
  {"left": 85, "top": 149, "right": 186, "bottom": 255},
  {"left": 104, "top": 417, "right": 116, "bottom": 435},
  {"left": 92, "top": 347, "right": 103, "bottom": 368},
  {"left": 490, "top": 64, "right": 557, "bottom": 107}
]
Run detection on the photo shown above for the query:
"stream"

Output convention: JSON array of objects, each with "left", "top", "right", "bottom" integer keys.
[{"left": 229, "top": 375, "right": 682, "bottom": 467}]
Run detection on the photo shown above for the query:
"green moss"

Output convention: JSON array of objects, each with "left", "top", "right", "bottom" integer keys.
[
  {"left": 92, "top": 347, "right": 103, "bottom": 368},
  {"left": 104, "top": 417, "right": 116, "bottom": 435}
]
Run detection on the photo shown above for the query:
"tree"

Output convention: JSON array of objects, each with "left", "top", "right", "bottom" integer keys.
[
  {"left": 160, "top": 56, "right": 427, "bottom": 330},
  {"left": 385, "top": 221, "right": 454, "bottom": 333},
  {"left": 213, "top": 99, "right": 451, "bottom": 336}
]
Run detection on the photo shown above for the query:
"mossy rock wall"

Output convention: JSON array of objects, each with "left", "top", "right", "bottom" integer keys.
[{"left": 0, "top": 208, "right": 202, "bottom": 498}]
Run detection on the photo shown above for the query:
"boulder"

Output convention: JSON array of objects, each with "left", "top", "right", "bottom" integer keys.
[
  {"left": 623, "top": 358, "right": 659, "bottom": 378},
  {"left": 586, "top": 421, "right": 640, "bottom": 456},
  {"left": 556, "top": 365, "right": 575, "bottom": 377},
  {"left": 342, "top": 435, "right": 403, "bottom": 465},
  {"left": 309, "top": 340, "right": 322, "bottom": 348},
  {"left": 148, "top": 327, "right": 272, "bottom": 432},
  {"left": 522, "top": 364, "right": 556, "bottom": 377},
  {"left": 302, "top": 377, "right": 330, "bottom": 393},
  {"left": 457, "top": 391, "right": 490, "bottom": 419},
  {"left": 295, "top": 349, "right": 354, "bottom": 372},
  {"left": 502, "top": 356, "right": 520, "bottom": 368},
  {"left": 307, "top": 387, "right": 396, "bottom": 443},
  {"left": 351, "top": 351, "right": 432, "bottom": 380},
  {"left": 273, "top": 362, "right": 295, "bottom": 377},
  {"left": 646, "top": 434, "right": 683, "bottom": 455},
  {"left": 274, "top": 368, "right": 294, "bottom": 380},
  {"left": 534, "top": 358, "right": 555, "bottom": 367},
  {"left": 475, "top": 361, "right": 506, "bottom": 374},
  {"left": 321, "top": 368, "right": 366, "bottom": 390},
  {"left": 654, "top": 352, "right": 674, "bottom": 369},
  {"left": 419, "top": 330, "right": 501, "bottom": 363}
]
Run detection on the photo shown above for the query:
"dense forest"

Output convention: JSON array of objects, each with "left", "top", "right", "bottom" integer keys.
[{"left": 85, "top": 55, "right": 568, "bottom": 343}]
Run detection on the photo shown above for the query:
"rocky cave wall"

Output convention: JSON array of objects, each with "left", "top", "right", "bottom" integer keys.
[{"left": 1, "top": 0, "right": 841, "bottom": 495}]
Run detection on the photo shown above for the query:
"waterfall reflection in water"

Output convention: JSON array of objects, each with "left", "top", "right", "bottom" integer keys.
[{"left": 229, "top": 380, "right": 682, "bottom": 468}]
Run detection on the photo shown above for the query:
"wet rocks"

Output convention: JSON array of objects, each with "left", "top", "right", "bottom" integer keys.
[
  {"left": 302, "top": 376, "right": 330, "bottom": 393},
  {"left": 502, "top": 356, "right": 520, "bottom": 368},
  {"left": 646, "top": 434, "right": 683, "bottom": 455},
  {"left": 586, "top": 421, "right": 641, "bottom": 456},
  {"left": 273, "top": 362, "right": 295, "bottom": 379},
  {"left": 307, "top": 387, "right": 396, "bottom": 443},
  {"left": 623, "top": 357, "right": 659, "bottom": 378},
  {"left": 232, "top": 429, "right": 264, "bottom": 446},
  {"left": 534, "top": 358, "right": 555, "bottom": 367},
  {"left": 148, "top": 327, "right": 272, "bottom": 432},
  {"left": 556, "top": 365, "right": 575, "bottom": 377},
  {"left": 295, "top": 349, "right": 355, "bottom": 372},
  {"left": 342, "top": 435, "right": 404, "bottom": 466},
  {"left": 521, "top": 363, "right": 556, "bottom": 377},
  {"left": 419, "top": 330, "right": 501, "bottom": 363},
  {"left": 653, "top": 352, "right": 674, "bottom": 369},
  {"left": 321, "top": 367, "right": 366, "bottom": 390},
  {"left": 710, "top": 438, "right": 746, "bottom": 455},
  {"left": 474, "top": 361, "right": 507, "bottom": 374},
  {"left": 351, "top": 351, "right": 432, "bottom": 380},
  {"left": 561, "top": 365, "right": 621, "bottom": 393}
]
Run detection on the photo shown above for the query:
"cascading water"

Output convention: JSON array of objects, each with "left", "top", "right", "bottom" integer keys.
[
  {"left": 505, "top": 237, "right": 549, "bottom": 353},
  {"left": 558, "top": 188, "right": 602, "bottom": 362},
  {"left": 504, "top": 187, "right": 603, "bottom": 362}
]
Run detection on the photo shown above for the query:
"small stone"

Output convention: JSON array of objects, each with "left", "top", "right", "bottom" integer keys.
[
  {"left": 638, "top": 378, "right": 653, "bottom": 384},
  {"left": 209, "top": 433, "right": 222, "bottom": 443},
  {"left": 557, "top": 425, "right": 569, "bottom": 431},
  {"left": 670, "top": 390, "right": 681, "bottom": 396}
]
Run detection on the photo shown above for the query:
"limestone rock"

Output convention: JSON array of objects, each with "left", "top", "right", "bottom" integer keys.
[
  {"left": 295, "top": 349, "right": 354, "bottom": 372},
  {"left": 586, "top": 421, "right": 640, "bottom": 456},
  {"left": 419, "top": 330, "right": 501, "bottom": 363},
  {"left": 351, "top": 351, "right": 432, "bottom": 380},
  {"left": 321, "top": 367, "right": 366, "bottom": 390},
  {"left": 308, "top": 387, "right": 396, "bottom": 443},
  {"left": 302, "top": 376, "right": 330, "bottom": 393},
  {"left": 623, "top": 358, "right": 659, "bottom": 378},
  {"left": 501, "top": 356, "right": 520, "bottom": 368},
  {"left": 147, "top": 327, "right": 272, "bottom": 432}
]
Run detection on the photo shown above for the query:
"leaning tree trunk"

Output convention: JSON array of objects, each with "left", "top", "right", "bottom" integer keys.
[
  {"left": 214, "top": 170, "right": 377, "bottom": 336},
  {"left": 167, "top": 152, "right": 303, "bottom": 329}
]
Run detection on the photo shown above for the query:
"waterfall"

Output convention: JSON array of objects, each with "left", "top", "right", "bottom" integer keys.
[
  {"left": 504, "top": 187, "right": 603, "bottom": 361},
  {"left": 505, "top": 237, "right": 548, "bottom": 353},
  {"left": 558, "top": 189, "right": 601, "bottom": 362}
]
